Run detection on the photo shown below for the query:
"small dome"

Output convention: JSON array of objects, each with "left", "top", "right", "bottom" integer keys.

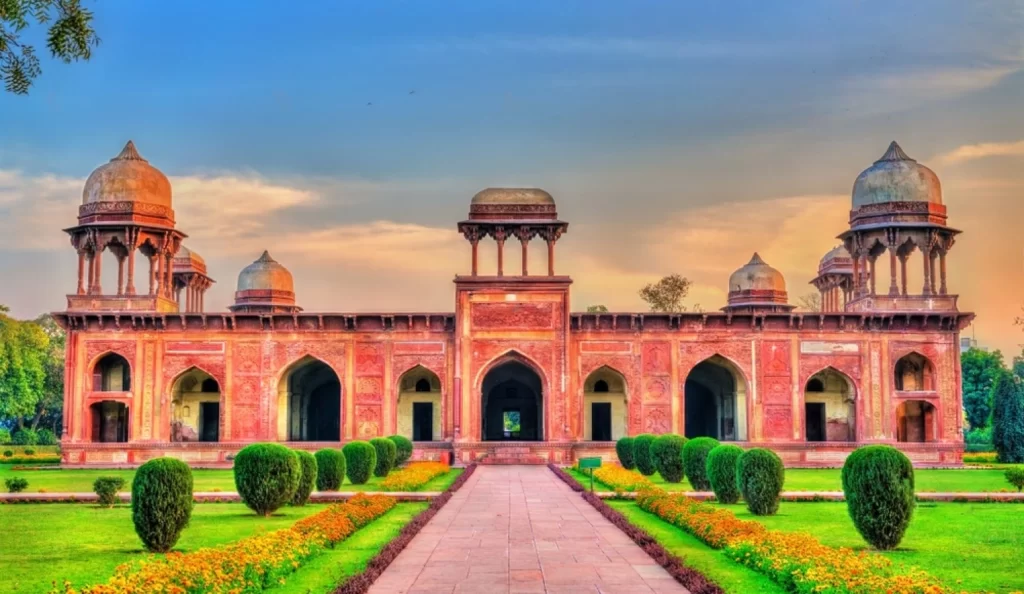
[
  {"left": 82, "top": 141, "right": 172, "bottom": 208},
  {"left": 852, "top": 141, "right": 941, "bottom": 209},
  {"left": 236, "top": 251, "right": 294, "bottom": 293},
  {"left": 471, "top": 188, "right": 555, "bottom": 206},
  {"left": 729, "top": 253, "right": 786, "bottom": 293},
  {"left": 173, "top": 246, "right": 207, "bottom": 275},
  {"left": 819, "top": 245, "right": 847, "bottom": 266}
]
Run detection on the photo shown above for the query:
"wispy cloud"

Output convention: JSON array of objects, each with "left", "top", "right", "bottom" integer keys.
[
  {"left": 934, "top": 140, "right": 1024, "bottom": 165},
  {"left": 837, "top": 64, "right": 1021, "bottom": 116}
]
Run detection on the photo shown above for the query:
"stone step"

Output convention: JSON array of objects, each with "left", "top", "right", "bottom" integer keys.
[{"left": 479, "top": 455, "right": 549, "bottom": 465}]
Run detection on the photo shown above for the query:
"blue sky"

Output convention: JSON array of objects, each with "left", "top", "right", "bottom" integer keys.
[{"left": 1, "top": 0, "right": 1022, "bottom": 353}]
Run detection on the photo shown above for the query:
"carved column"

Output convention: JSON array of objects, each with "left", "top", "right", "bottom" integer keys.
[
  {"left": 939, "top": 250, "right": 948, "bottom": 295},
  {"left": 164, "top": 252, "right": 174, "bottom": 299},
  {"left": 929, "top": 251, "right": 938, "bottom": 295},
  {"left": 515, "top": 227, "right": 531, "bottom": 276},
  {"left": 116, "top": 254, "right": 126, "bottom": 296},
  {"left": 888, "top": 247, "right": 899, "bottom": 296},
  {"left": 899, "top": 254, "right": 908, "bottom": 295},
  {"left": 851, "top": 253, "right": 861, "bottom": 298},
  {"left": 92, "top": 247, "right": 103, "bottom": 295},
  {"left": 76, "top": 249, "right": 87, "bottom": 295},
  {"left": 493, "top": 227, "right": 506, "bottom": 277},
  {"left": 125, "top": 234, "right": 137, "bottom": 296},
  {"left": 869, "top": 255, "right": 877, "bottom": 296},
  {"left": 149, "top": 254, "right": 158, "bottom": 296},
  {"left": 921, "top": 246, "right": 932, "bottom": 295}
]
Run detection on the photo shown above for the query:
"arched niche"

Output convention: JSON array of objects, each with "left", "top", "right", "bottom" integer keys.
[
  {"left": 397, "top": 365, "right": 442, "bottom": 442},
  {"left": 803, "top": 367, "right": 856, "bottom": 442},
  {"left": 894, "top": 352, "right": 936, "bottom": 391},
  {"left": 170, "top": 367, "right": 221, "bottom": 442},
  {"left": 92, "top": 353, "right": 131, "bottom": 392},
  {"left": 90, "top": 400, "right": 128, "bottom": 442},
  {"left": 583, "top": 366, "right": 627, "bottom": 441},
  {"left": 896, "top": 400, "right": 937, "bottom": 442},
  {"left": 276, "top": 355, "right": 341, "bottom": 442},
  {"left": 684, "top": 355, "right": 748, "bottom": 440},
  {"left": 481, "top": 358, "right": 543, "bottom": 441}
]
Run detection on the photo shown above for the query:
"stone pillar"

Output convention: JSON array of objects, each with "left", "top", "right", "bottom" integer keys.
[
  {"left": 547, "top": 239, "right": 555, "bottom": 276},
  {"left": 116, "top": 255, "right": 125, "bottom": 296},
  {"left": 929, "top": 252, "right": 938, "bottom": 295},
  {"left": 470, "top": 239, "right": 479, "bottom": 276},
  {"left": 851, "top": 254, "right": 861, "bottom": 297},
  {"left": 93, "top": 248, "right": 103, "bottom": 294},
  {"left": 869, "top": 256, "right": 877, "bottom": 296},
  {"left": 939, "top": 251, "right": 948, "bottom": 295},
  {"left": 150, "top": 254, "right": 159, "bottom": 296},
  {"left": 76, "top": 250, "right": 87, "bottom": 295},
  {"left": 899, "top": 254, "right": 908, "bottom": 295},
  {"left": 494, "top": 227, "right": 506, "bottom": 277},
  {"left": 185, "top": 282, "right": 192, "bottom": 312},
  {"left": 126, "top": 247, "right": 137, "bottom": 296},
  {"left": 520, "top": 237, "right": 529, "bottom": 276},
  {"left": 888, "top": 248, "right": 899, "bottom": 296},
  {"left": 921, "top": 247, "right": 932, "bottom": 295},
  {"left": 164, "top": 252, "right": 174, "bottom": 298}
]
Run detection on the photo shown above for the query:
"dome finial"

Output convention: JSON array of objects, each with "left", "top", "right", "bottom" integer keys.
[
  {"left": 257, "top": 250, "right": 274, "bottom": 263},
  {"left": 748, "top": 252, "right": 765, "bottom": 265},
  {"left": 877, "top": 141, "right": 913, "bottom": 163},
  {"left": 112, "top": 140, "right": 147, "bottom": 162}
]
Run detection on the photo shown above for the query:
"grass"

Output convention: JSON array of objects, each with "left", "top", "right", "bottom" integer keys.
[{"left": 0, "top": 464, "right": 462, "bottom": 494}]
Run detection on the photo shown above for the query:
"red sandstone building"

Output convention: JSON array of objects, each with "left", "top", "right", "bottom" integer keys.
[{"left": 56, "top": 141, "right": 972, "bottom": 467}]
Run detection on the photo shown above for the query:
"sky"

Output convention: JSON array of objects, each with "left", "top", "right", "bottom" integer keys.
[{"left": 1, "top": 0, "right": 1022, "bottom": 355}]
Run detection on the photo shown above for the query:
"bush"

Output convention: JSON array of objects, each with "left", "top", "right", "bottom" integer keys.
[
  {"left": 2, "top": 450, "right": 11, "bottom": 457},
  {"left": 5, "top": 477, "right": 28, "bottom": 493},
  {"left": 992, "top": 372, "right": 1024, "bottom": 463},
  {"left": 11, "top": 429, "right": 37, "bottom": 446},
  {"left": 965, "top": 426, "right": 993, "bottom": 446},
  {"left": 683, "top": 437, "right": 720, "bottom": 490},
  {"left": 651, "top": 434, "right": 686, "bottom": 482},
  {"left": 93, "top": 476, "right": 126, "bottom": 507},
  {"left": 131, "top": 457, "right": 193, "bottom": 552},
  {"left": 388, "top": 435, "right": 414, "bottom": 466},
  {"left": 291, "top": 450, "right": 317, "bottom": 506},
  {"left": 314, "top": 448, "right": 346, "bottom": 491},
  {"left": 841, "top": 445, "right": 915, "bottom": 550},
  {"left": 706, "top": 444, "right": 744, "bottom": 504},
  {"left": 1005, "top": 467, "right": 1024, "bottom": 492},
  {"left": 736, "top": 448, "right": 784, "bottom": 516},
  {"left": 370, "top": 437, "right": 397, "bottom": 477},
  {"left": 23, "top": 448, "right": 35, "bottom": 456},
  {"left": 233, "top": 443, "right": 300, "bottom": 516},
  {"left": 615, "top": 437, "right": 636, "bottom": 470},
  {"left": 343, "top": 441, "right": 377, "bottom": 485},
  {"left": 632, "top": 434, "right": 658, "bottom": 476},
  {"left": 0, "top": 428, "right": 10, "bottom": 444},
  {"left": 35, "top": 428, "right": 58, "bottom": 445}
]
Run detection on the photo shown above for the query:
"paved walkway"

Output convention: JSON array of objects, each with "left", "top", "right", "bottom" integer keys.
[{"left": 368, "top": 466, "right": 689, "bottom": 594}]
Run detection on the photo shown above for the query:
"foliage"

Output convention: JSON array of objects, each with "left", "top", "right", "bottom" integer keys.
[
  {"left": 632, "top": 433, "right": 658, "bottom": 476},
  {"left": 5, "top": 476, "right": 28, "bottom": 492},
  {"left": 736, "top": 448, "right": 784, "bottom": 516},
  {"left": 615, "top": 436, "right": 636, "bottom": 469},
  {"left": 683, "top": 437, "right": 720, "bottom": 490},
  {"left": 314, "top": 448, "right": 346, "bottom": 491},
  {"left": 592, "top": 465, "right": 653, "bottom": 492},
  {"left": 291, "top": 450, "right": 317, "bottom": 506},
  {"left": 11, "top": 428, "right": 37, "bottom": 445},
  {"left": 639, "top": 274, "right": 694, "bottom": 312},
  {"left": 586, "top": 304, "right": 609, "bottom": 312},
  {"left": 2, "top": 449, "right": 11, "bottom": 456},
  {"left": 961, "top": 347, "right": 1005, "bottom": 430},
  {"left": 343, "top": 440, "right": 377, "bottom": 485},
  {"left": 233, "top": 443, "right": 300, "bottom": 516},
  {"left": 131, "top": 457, "right": 193, "bottom": 553},
  {"left": 796, "top": 292, "right": 821, "bottom": 312},
  {"left": 0, "top": 427, "right": 9, "bottom": 444},
  {"left": 388, "top": 434, "right": 413, "bottom": 466},
  {"left": 840, "top": 445, "right": 915, "bottom": 550},
  {"left": 379, "top": 461, "right": 450, "bottom": 491},
  {"left": 0, "top": 0, "right": 100, "bottom": 94},
  {"left": 92, "top": 476, "right": 125, "bottom": 507},
  {"left": 370, "top": 437, "right": 396, "bottom": 477},
  {"left": 964, "top": 426, "right": 992, "bottom": 446},
  {"left": 706, "top": 444, "right": 743, "bottom": 504},
  {"left": 651, "top": 434, "right": 686, "bottom": 483},
  {"left": 1005, "top": 467, "right": 1024, "bottom": 492},
  {"left": 992, "top": 371, "right": 1024, "bottom": 463},
  {"left": 0, "top": 311, "right": 64, "bottom": 433},
  {"left": 36, "top": 427, "right": 56, "bottom": 445}
]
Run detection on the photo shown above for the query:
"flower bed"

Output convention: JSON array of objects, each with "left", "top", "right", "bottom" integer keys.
[
  {"left": 377, "top": 462, "right": 450, "bottom": 491},
  {"left": 53, "top": 494, "right": 396, "bottom": 594},
  {"left": 636, "top": 488, "right": 961, "bottom": 594},
  {"left": 590, "top": 464, "right": 652, "bottom": 492}
]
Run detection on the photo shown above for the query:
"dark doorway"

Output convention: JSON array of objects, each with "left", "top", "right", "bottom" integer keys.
[
  {"left": 199, "top": 402, "right": 220, "bottom": 442},
  {"left": 482, "top": 360, "right": 543, "bottom": 441},
  {"left": 805, "top": 402, "right": 826, "bottom": 442},
  {"left": 284, "top": 358, "right": 341, "bottom": 441},
  {"left": 90, "top": 401, "right": 128, "bottom": 443},
  {"left": 413, "top": 402, "right": 433, "bottom": 441},
  {"left": 592, "top": 402, "right": 612, "bottom": 441},
  {"left": 684, "top": 358, "right": 742, "bottom": 440}
]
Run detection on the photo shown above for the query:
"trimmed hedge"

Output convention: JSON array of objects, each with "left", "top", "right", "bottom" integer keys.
[
  {"left": 371, "top": 437, "right": 397, "bottom": 477},
  {"left": 233, "top": 443, "right": 300, "bottom": 516},
  {"left": 314, "top": 448, "right": 346, "bottom": 491},
  {"left": 131, "top": 457, "right": 193, "bottom": 552},
  {"left": 36, "top": 428, "right": 58, "bottom": 445},
  {"left": 841, "top": 445, "right": 915, "bottom": 550},
  {"left": 93, "top": 475, "right": 126, "bottom": 507},
  {"left": 651, "top": 434, "right": 687, "bottom": 483},
  {"left": 615, "top": 436, "right": 636, "bottom": 470},
  {"left": 389, "top": 435, "right": 414, "bottom": 466},
  {"left": 705, "top": 444, "right": 743, "bottom": 504},
  {"left": 11, "top": 429, "right": 37, "bottom": 446},
  {"left": 344, "top": 440, "right": 377, "bottom": 485},
  {"left": 633, "top": 433, "right": 658, "bottom": 476},
  {"left": 291, "top": 450, "right": 318, "bottom": 506},
  {"left": 736, "top": 448, "right": 784, "bottom": 516},
  {"left": 683, "top": 437, "right": 720, "bottom": 491}
]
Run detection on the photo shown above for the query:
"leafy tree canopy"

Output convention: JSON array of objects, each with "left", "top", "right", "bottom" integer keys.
[
  {"left": 0, "top": 307, "right": 64, "bottom": 432},
  {"left": 586, "top": 305, "right": 609, "bottom": 313},
  {"left": 1, "top": 0, "right": 99, "bottom": 94},
  {"left": 639, "top": 274, "right": 694, "bottom": 313},
  {"left": 961, "top": 347, "right": 1005, "bottom": 430}
]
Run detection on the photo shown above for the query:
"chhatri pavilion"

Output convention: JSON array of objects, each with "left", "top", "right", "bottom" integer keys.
[{"left": 55, "top": 140, "right": 972, "bottom": 467}]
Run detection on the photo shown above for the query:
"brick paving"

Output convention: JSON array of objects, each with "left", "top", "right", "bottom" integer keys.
[{"left": 368, "top": 465, "right": 689, "bottom": 594}]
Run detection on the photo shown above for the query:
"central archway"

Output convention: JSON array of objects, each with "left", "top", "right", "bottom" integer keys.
[
  {"left": 276, "top": 356, "right": 341, "bottom": 442},
  {"left": 684, "top": 355, "right": 748, "bottom": 441},
  {"left": 481, "top": 360, "right": 543, "bottom": 441}
]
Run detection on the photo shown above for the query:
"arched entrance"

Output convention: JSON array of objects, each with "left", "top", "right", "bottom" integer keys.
[
  {"left": 397, "top": 365, "right": 442, "bottom": 442},
  {"left": 803, "top": 367, "right": 856, "bottom": 442},
  {"left": 583, "top": 366, "right": 627, "bottom": 441},
  {"left": 170, "top": 367, "right": 221, "bottom": 442},
  {"left": 90, "top": 401, "right": 128, "bottom": 442},
  {"left": 684, "top": 355, "right": 747, "bottom": 440},
  {"left": 896, "top": 400, "right": 937, "bottom": 442},
  {"left": 481, "top": 360, "right": 543, "bottom": 441},
  {"left": 277, "top": 356, "right": 341, "bottom": 441}
]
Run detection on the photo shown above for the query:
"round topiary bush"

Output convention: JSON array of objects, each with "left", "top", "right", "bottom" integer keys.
[
  {"left": 633, "top": 434, "right": 658, "bottom": 476},
  {"left": 131, "top": 457, "right": 193, "bottom": 552},
  {"left": 651, "top": 434, "right": 687, "bottom": 482},
  {"left": 706, "top": 444, "right": 743, "bottom": 504},
  {"left": 371, "top": 437, "right": 397, "bottom": 477},
  {"left": 841, "top": 445, "right": 915, "bottom": 550},
  {"left": 314, "top": 448, "right": 346, "bottom": 491},
  {"left": 5, "top": 477, "right": 28, "bottom": 493},
  {"left": 93, "top": 475, "right": 126, "bottom": 507},
  {"left": 11, "top": 429, "right": 37, "bottom": 446},
  {"left": 736, "top": 448, "right": 784, "bottom": 516},
  {"left": 683, "top": 437, "right": 720, "bottom": 491},
  {"left": 615, "top": 436, "right": 636, "bottom": 470},
  {"left": 35, "top": 428, "right": 57, "bottom": 446},
  {"left": 343, "top": 440, "right": 377, "bottom": 485},
  {"left": 389, "top": 435, "right": 414, "bottom": 466},
  {"left": 291, "top": 450, "right": 318, "bottom": 506},
  {"left": 233, "top": 443, "right": 300, "bottom": 516}
]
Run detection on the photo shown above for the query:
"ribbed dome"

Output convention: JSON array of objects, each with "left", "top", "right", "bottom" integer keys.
[
  {"left": 471, "top": 188, "right": 554, "bottom": 205},
  {"left": 236, "top": 251, "right": 294, "bottom": 293},
  {"left": 729, "top": 253, "right": 786, "bottom": 293},
  {"left": 819, "top": 245, "right": 849, "bottom": 267},
  {"left": 852, "top": 141, "right": 941, "bottom": 209},
  {"left": 82, "top": 141, "right": 172, "bottom": 208},
  {"left": 175, "top": 246, "right": 205, "bottom": 266},
  {"left": 173, "top": 245, "right": 207, "bottom": 275}
]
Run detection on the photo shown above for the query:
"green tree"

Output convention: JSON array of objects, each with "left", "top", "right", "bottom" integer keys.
[
  {"left": 639, "top": 274, "right": 694, "bottom": 313},
  {"left": 992, "top": 371, "right": 1024, "bottom": 463},
  {"left": 1, "top": 0, "right": 99, "bottom": 94},
  {"left": 961, "top": 347, "right": 1005, "bottom": 430},
  {"left": 0, "top": 308, "right": 49, "bottom": 431},
  {"left": 586, "top": 305, "right": 609, "bottom": 313},
  {"left": 1013, "top": 353, "right": 1024, "bottom": 381}
]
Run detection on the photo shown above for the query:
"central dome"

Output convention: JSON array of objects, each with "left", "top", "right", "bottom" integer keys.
[
  {"left": 471, "top": 188, "right": 555, "bottom": 206},
  {"left": 236, "top": 251, "right": 294, "bottom": 293},
  {"left": 82, "top": 141, "right": 172, "bottom": 208},
  {"left": 852, "top": 141, "right": 941, "bottom": 209},
  {"left": 729, "top": 253, "right": 786, "bottom": 293}
]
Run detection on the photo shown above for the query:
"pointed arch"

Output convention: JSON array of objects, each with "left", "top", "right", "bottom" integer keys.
[
  {"left": 276, "top": 354, "right": 342, "bottom": 442},
  {"left": 684, "top": 354, "right": 749, "bottom": 440},
  {"left": 803, "top": 366, "right": 856, "bottom": 442},
  {"left": 397, "top": 364, "right": 442, "bottom": 442},
  {"left": 169, "top": 366, "right": 222, "bottom": 442},
  {"left": 477, "top": 350, "right": 547, "bottom": 441},
  {"left": 583, "top": 365, "right": 628, "bottom": 441},
  {"left": 90, "top": 352, "right": 132, "bottom": 392},
  {"left": 894, "top": 351, "right": 936, "bottom": 391}
]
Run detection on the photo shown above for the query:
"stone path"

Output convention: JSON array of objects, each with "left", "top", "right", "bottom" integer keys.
[{"left": 368, "top": 465, "right": 689, "bottom": 594}]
